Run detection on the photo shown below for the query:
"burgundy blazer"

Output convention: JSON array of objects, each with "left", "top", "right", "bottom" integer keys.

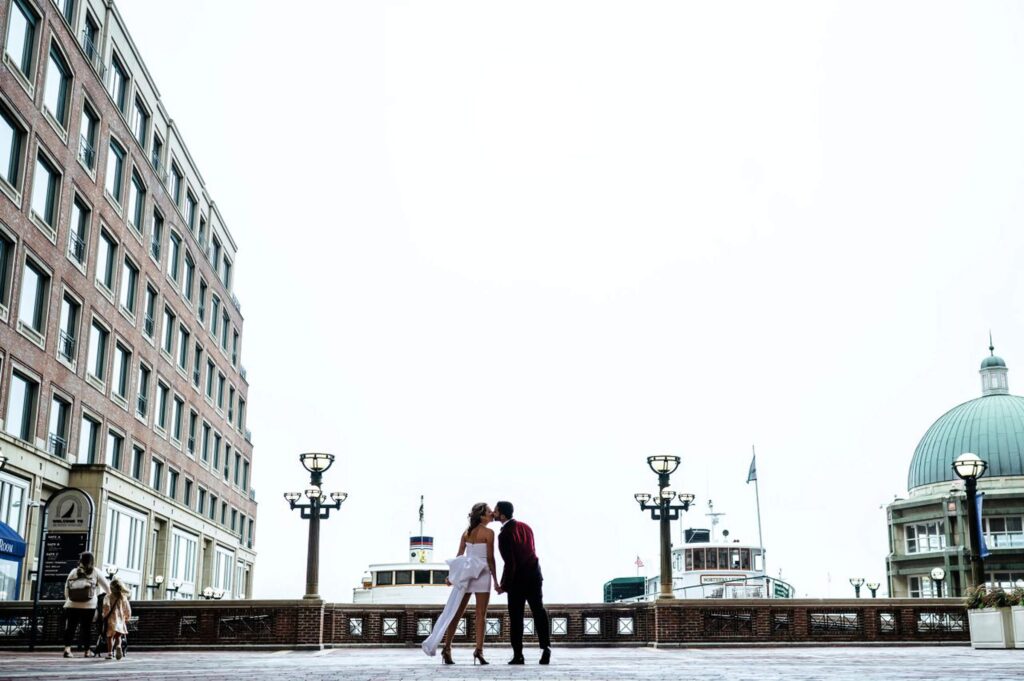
[{"left": 498, "top": 519, "right": 541, "bottom": 590}]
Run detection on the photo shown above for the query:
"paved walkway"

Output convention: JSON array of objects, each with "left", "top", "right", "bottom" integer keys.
[{"left": 0, "top": 646, "right": 1020, "bottom": 680}]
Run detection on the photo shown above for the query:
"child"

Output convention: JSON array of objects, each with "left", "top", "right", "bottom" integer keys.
[{"left": 101, "top": 579, "right": 132, "bottom": 660}]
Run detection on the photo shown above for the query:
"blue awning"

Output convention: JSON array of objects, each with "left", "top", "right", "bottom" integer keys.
[{"left": 0, "top": 521, "right": 26, "bottom": 558}]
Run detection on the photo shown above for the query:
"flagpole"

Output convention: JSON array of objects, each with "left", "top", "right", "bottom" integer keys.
[{"left": 752, "top": 445, "right": 766, "bottom": 584}]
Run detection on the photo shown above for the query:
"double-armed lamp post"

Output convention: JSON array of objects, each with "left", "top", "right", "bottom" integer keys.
[
  {"left": 952, "top": 452, "right": 988, "bottom": 589},
  {"left": 284, "top": 453, "right": 348, "bottom": 600},
  {"left": 634, "top": 455, "right": 695, "bottom": 600}
]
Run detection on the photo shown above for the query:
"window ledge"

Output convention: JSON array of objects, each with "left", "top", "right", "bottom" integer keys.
[
  {"left": 85, "top": 373, "right": 106, "bottom": 393},
  {"left": 134, "top": 412, "right": 148, "bottom": 426},
  {"left": 57, "top": 354, "right": 76, "bottom": 373},
  {"left": 29, "top": 212, "right": 57, "bottom": 244},
  {"left": 0, "top": 176, "right": 21, "bottom": 208},
  {"left": 0, "top": 303, "right": 8, "bottom": 324},
  {"left": 41, "top": 108, "right": 69, "bottom": 146},
  {"left": 118, "top": 305, "right": 136, "bottom": 326},
  {"left": 104, "top": 190, "right": 124, "bottom": 216},
  {"left": 94, "top": 280, "right": 114, "bottom": 304},
  {"left": 76, "top": 153, "right": 97, "bottom": 181},
  {"left": 2, "top": 54, "right": 35, "bottom": 98},
  {"left": 111, "top": 393, "right": 128, "bottom": 410},
  {"left": 16, "top": 321, "right": 46, "bottom": 349},
  {"left": 66, "top": 248, "right": 87, "bottom": 275}
]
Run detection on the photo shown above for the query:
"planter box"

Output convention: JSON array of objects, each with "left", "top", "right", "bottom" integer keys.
[
  {"left": 968, "top": 608, "right": 1014, "bottom": 649},
  {"left": 1013, "top": 606, "right": 1024, "bottom": 649}
]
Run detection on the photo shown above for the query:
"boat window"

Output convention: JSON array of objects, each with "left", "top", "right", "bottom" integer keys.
[
  {"left": 693, "top": 549, "right": 705, "bottom": 570},
  {"left": 431, "top": 570, "right": 449, "bottom": 585},
  {"left": 685, "top": 550, "right": 693, "bottom": 571},
  {"left": 395, "top": 570, "right": 412, "bottom": 585},
  {"left": 376, "top": 571, "right": 394, "bottom": 586},
  {"left": 740, "top": 549, "right": 751, "bottom": 570},
  {"left": 414, "top": 570, "right": 430, "bottom": 585},
  {"left": 718, "top": 548, "right": 730, "bottom": 568},
  {"left": 754, "top": 552, "right": 764, "bottom": 572},
  {"left": 706, "top": 548, "right": 718, "bottom": 569}
]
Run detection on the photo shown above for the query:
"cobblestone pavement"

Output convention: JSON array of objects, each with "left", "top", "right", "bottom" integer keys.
[{"left": 0, "top": 646, "right": 1020, "bottom": 680}]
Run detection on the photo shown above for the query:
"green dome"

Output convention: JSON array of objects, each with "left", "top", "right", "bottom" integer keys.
[
  {"left": 908, "top": 394, "right": 1024, "bottom": 490},
  {"left": 982, "top": 355, "right": 1006, "bottom": 369}
]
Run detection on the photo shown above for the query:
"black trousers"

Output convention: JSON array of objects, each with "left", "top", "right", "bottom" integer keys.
[
  {"left": 63, "top": 608, "right": 93, "bottom": 649},
  {"left": 507, "top": 577, "right": 551, "bottom": 655}
]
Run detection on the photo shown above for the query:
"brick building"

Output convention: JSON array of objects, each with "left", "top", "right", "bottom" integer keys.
[{"left": 0, "top": 0, "right": 256, "bottom": 600}]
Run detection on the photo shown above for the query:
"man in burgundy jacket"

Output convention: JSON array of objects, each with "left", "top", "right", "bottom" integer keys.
[{"left": 493, "top": 501, "right": 551, "bottom": 665}]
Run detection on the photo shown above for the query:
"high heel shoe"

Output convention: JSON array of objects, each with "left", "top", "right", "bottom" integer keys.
[
  {"left": 441, "top": 647, "right": 454, "bottom": 665},
  {"left": 473, "top": 649, "right": 489, "bottom": 665}
]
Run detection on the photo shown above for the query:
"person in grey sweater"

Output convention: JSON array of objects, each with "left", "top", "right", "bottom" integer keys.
[{"left": 62, "top": 552, "right": 110, "bottom": 658}]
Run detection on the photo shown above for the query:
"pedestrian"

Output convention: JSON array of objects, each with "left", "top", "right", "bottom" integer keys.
[
  {"left": 62, "top": 551, "right": 110, "bottom": 658},
  {"left": 101, "top": 579, "right": 131, "bottom": 660}
]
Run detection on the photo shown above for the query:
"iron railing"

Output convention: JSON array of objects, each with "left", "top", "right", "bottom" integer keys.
[
  {"left": 150, "top": 240, "right": 161, "bottom": 261},
  {"left": 68, "top": 231, "right": 85, "bottom": 263},
  {"left": 48, "top": 434, "right": 67, "bottom": 459},
  {"left": 80, "top": 31, "right": 105, "bottom": 77},
  {"left": 59, "top": 331, "right": 76, "bottom": 361},
  {"left": 78, "top": 136, "right": 95, "bottom": 169},
  {"left": 137, "top": 394, "right": 147, "bottom": 416},
  {"left": 144, "top": 314, "right": 154, "bottom": 337}
]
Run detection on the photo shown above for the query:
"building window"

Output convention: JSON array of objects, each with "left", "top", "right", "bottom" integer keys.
[
  {"left": 168, "top": 468, "right": 178, "bottom": 500},
  {"left": 78, "top": 414, "right": 99, "bottom": 463},
  {"left": 156, "top": 382, "right": 169, "bottom": 430},
  {"left": 238, "top": 399, "right": 246, "bottom": 431},
  {"left": 87, "top": 321, "right": 107, "bottom": 380},
  {"left": 43, "top": 43, "right": 71, "bottom": 128},
  {"left": 182, "top": 254, "right": 194, "bottom": 301},
  {"left": 241, "top": 459, "right": 249, "bottom": 491},
  {"left": 208, "top": 494, "right": 217, "bottom": 520},
  {"left": 221, "top": 258, "right": 231, "bottom": 289},
  {"left": 187, "top": 411, "right": 197, "bottom": 455},
  {"left": 220, "top": 501, "right": 227, "bottom": 525},
  {"left": 908, "top": 575, "right": 940, "bottom": 598},
  {"left": 150, "top": 209, "right": 163, "bottom": 261},
  {"left": 128, "top": 172, "right": 145, "bottom": 232},
  {"left": 58, "top": 294, "right": 79, "bottom": 362},
  {"left": 136, "top": 364, "right": 150, "bottom": 417},
  {"left": 162, "top": 307, "right": 175, "bottom": 354},
  {"left": 185, "top": 192, "right": 197, "bottom": 232},
  {"left": 131, "top": 446, "right": 143, "bottom": 480},
  {"left": 107, "top": 54, "right": 128, "bottom": 113},
  {"left": 119, "top": 258, "right": 138, "bottom": 315},
  {"left": 0, "top": 105, "right": 25, "bottom": 189},
  {"left": 0, "top": 472, "right": 28, "bottom": 535},
  {"left": 223, "top": 444, "right": 231, "bottom": 480},
  {"left": 81, "top": 13, "right": 100, "bottom": 68},
  {"left": 197, "top": 488, "right": 206, "bottom": 515},
  {"left": 217, "top": 373, "right": 225, "bottom": 409},
  {"left": 67, "top": 197, "right": 89, "bottom": 264},
  {"left": 96, "top": 230, "right": 116, "bottom": 291},
  {"left": 170, "top": 163, "right": 183, "bottom": 205},
  {"left": 211, "top": 296, "right": 220, "bottom": 336},
  {"left": 213, "top": 433, "right": 221, "bottom": 469},
  {"left": 111, "top": 343, "right": 130, "bottom": 400},
  {"left": 232, "top": 331, "right": 239, "bottom": 366},
  {"left": 56, "top": 0, "right": 75, "bottom": 24},
  {"left": 905, "top": 521, "right": 946, "bottom": 554},
  {"left": 47, "top": 394, "right": 70, "bottom": 458},
  {"left": 170, "top": 529, "right": 197, "bottom": 597},
  {"left": 167, "top": 232, "right": 181, "bottom": 281},
  {"left": 143, "top": 286, "right": 156, "bottom": 338},
  {"left": 150, "top": 133, "right": 162, "bottom": 170},
  {"left": 984, "top": 517, "right": 1024, "bottom": 549},
  {"left": 177, "top": 326, "right": 190, "bottom": 370},
  {"left": 201, "top": 422, "right": 210, "bottom": 462},
  {"left": 220, "top": 314, "right": 229, "bottom": 351},
  {"left": 150, "top": 459, "right": 163, "bottom": 492},
  {"left": 105, "top": 140, "right": 125, "bottom": 203},
  {"left": 105, "top": 430, "right": 122, "bottom": 469},
  {"left": 198, "top": 279, "right": 207, "bottom": 323},
  {"left": 171, "top": 396, "right": 183, "bottom": 441},
  {"left": 0, "top": 231, "right": 12, "bottom": 310},
  {"left": 78, "top": 103, "right": 98, "bottom": 170},
  {"left": 4, "top": 0, "right": 38, "bottom": 79},
  {"left": 213, "top": 546, "right": 233, "bottom": 595},
  {"left": 131, "top": 97, "right": 148, "bottom": 147},
  {"left": 105, "top": 502, "right": 146, "bottom": 594},
  {"left": 4, "top": 370, "right": 36, "bottom": 442},
  {"left": 205, "top": 361, "right": 214, "bottom": 398},
  {"left": 192, "top": 345, "right": 202, "bottom": 387},
  {"left": 30, "top": 154, "right": 59, "bottom": 230},
  {"left": 18, "top": 259, "right": 49, "bottom": 336},
  {"left": 228, "top": 386, "right": 234, "bottom": 422}
]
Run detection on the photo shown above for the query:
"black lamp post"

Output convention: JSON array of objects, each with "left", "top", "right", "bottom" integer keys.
[
  {"left": 634, "top": 455, "right": 695, "bottom": 600},
  {"left": 952, "top": 452, "right": 988, "bottom": 589},
  {"left": 849, "top": 577, "right": 864, "bottom": 598},
  {"left": 200, "top": 586, "right": 225, "bottom": 600},
  {"left": 284, "top": 452, "right": 348, "bottom": 599},
  {"left": 165, "top": 579, "right": 181, "bottom": 600},
  {"left": 866, "top": 581, "right": 880, "bottom": 598},
  {"left": 146, "top": 574, "right": 164, "bottom": 599}
]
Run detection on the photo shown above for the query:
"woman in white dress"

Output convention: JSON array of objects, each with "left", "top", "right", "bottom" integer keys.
[{"left": 421, "top": 502, "right": 498, "bottom": 665}]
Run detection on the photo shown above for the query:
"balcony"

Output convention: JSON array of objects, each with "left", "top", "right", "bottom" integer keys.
[
  {"left": 68, "top": 231, "right": 85, "bottom": 263},
  {"left": 58, "top": 331, "right": 76, "bottom": 361},
  {"left": 144, "top": 314, "right": 154, "bottom": 337},
  {"left": 78, "top": 136, "right": 95, "bottom": 170},
  {"left": 48, "top": 434, "right": 67, "bottom": 459}
]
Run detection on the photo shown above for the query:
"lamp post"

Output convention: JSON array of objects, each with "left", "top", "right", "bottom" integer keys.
[
  {"left": 284, "top": 452, "right": 348, "bottom": 599},
  {"left": 849, "top": 577, "right": 865, "bottom": 598},
  {"left": 165, "top": 578, "right": 181, "bottom": 600},
  {"left": 952, "top": 452, "right": 988, "bottom": 589},
  {"left": 146, "top": 574, "right": 164, "bottom": 599},
  {"left": 865, "top": 582, "right": 880, "bottom": 598},
  {"left": 633, "top": 455, "right": 695, "bottom": 600},
  {"left": 930, "top": 567, "right": 946, "bottom": 598}
]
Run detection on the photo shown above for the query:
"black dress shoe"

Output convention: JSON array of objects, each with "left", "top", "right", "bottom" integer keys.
[
  {"left": 539, "top": 648, "right": 551, "bottom": 665},
  {"left": 508, "top": 655, "right": 526, "bottom": 665}
]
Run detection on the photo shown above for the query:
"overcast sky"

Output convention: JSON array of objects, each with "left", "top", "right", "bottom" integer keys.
[{"left": 116, "top": 0, "right": 1024, "bottom": 601}]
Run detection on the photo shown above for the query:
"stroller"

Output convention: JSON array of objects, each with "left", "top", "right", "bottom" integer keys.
[{"left": 91, "top": 593, "right": 129, "bottom": 658}]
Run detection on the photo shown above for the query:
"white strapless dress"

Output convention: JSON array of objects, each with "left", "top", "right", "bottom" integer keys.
[{"left": 421, "top": 543, "right": 491, "bottom": 656}]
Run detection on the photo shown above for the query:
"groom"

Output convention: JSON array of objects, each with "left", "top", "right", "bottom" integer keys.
[{"left": 493, "top": 501, "right": 551, "bottom": 665}]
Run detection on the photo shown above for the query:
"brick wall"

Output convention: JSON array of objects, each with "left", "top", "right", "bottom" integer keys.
[{"left": 0, "top": 598, "right": 968, "bottom": 649}]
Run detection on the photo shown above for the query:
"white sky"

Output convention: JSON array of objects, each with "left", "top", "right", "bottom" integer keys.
[{"left": 116, "top": 0, "right": 1024, "bottom": 601}]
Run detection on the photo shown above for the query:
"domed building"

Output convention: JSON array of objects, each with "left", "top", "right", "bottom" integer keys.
[{"left": 886, "top": 345, "right": 1024, "bottom": 597}]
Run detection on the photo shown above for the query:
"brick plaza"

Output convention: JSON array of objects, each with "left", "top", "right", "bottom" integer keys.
[{"left": 0, "top": 647, "right": 1021, "bottom": 681}]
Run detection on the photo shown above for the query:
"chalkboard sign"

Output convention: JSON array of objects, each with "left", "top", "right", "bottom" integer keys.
[{"left": 39, "top": 533, "right": 88, "bottom": 601}]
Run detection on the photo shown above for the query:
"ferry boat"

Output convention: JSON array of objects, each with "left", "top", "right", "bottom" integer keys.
[{"left": 605, "top": 502, "right": 795, "bottom": 601}]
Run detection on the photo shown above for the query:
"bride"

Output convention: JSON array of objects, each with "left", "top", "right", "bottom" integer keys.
[{"left": 421, "top": 502, "right": 498, "bottom": 665}]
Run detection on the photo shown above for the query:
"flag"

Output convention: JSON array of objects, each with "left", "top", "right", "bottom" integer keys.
[
  {"left": 634, "top": 555, "right": 644, "bottom": 568},
  {"left": 976, "top": 492, "right": 990, "bottom": 558},
  {"left": 747, "top": 454, "right": 757, "bottom": 484},
  {"left": 419, "top": 495, "right": 424, "bottom": 523}
]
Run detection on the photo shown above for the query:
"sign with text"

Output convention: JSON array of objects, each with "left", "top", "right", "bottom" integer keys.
[
  {"left": 39, "top": 533, "right": 88, "bottom": 600},
  {"left": 45, "top": 489, "right": 93, "bottom": 534}
]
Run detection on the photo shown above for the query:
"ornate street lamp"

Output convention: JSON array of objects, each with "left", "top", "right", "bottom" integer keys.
[
  {"left": 285, "top": 452, "right": 347, "bottom": 599},
  {"left": 849, "top": 577, "right": 865, "bottom": 598},
  {"left": 165, "top": 578, "right": 181, "bottom": 599},
  {"left": 146, "top": 574, "right": 164, "bottom": 599},
  {"left": 952, "top": 452, "right": 988, "bottom": 588},
  {"left": 865, "top": 581, "right": 880, "bottom": 598},
  {"left": 930, "top": 567, "right": 946, "bottom": 598},
  {"left": 634, "top": 455, "right": 694, "bottom": 599}
]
